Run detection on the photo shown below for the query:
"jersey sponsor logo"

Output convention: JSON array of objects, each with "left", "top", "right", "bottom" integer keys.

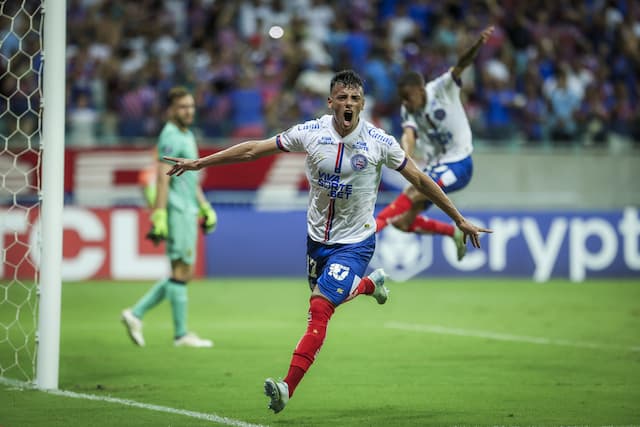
[
  {"left": 353, "top": 140, "right": 368, "bottom": 151},
  {"left": 350, "top": 153, "right": 368, "bottom": 171},
  {"left": 367, "top": 128, "right": 394, "bottom": 146},
  {"left": 434, "top": 108, "right": 446, "bottom": 120},
  {"left": 328, "top": 263, "right": 350, "bottom": 281},
  {"left": 297, "top": 121, "right": 321, "bottom": 131},
  {"left": 319, "top": 136, "right": 334, "bottom": 145},
  {"left": 317, "top": 172, "right": 353, "bottom": 199}
]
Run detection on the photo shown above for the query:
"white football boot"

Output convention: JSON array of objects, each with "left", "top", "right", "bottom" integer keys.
[
  {"left": 264, "top": 378, "right": 289, "bottom": 414},
  {"left": 369, "top": 268, "right": 389, "bottom": 305},
  {"left": 174, "top": 332, "right": 213, "bottom": 348},
  {"left": 121, "top": 309, "right": 145, "bottom": 347}
]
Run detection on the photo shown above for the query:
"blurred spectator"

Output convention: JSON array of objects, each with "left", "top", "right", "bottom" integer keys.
[
  {"left": 229, "top": 72, "right": 265, "bottom": 139},
  {"left": 67, "top": 93, "right": 99, "bottom": 147},
  {"left": 575, "top": 84, "right": 610, "bottom": 146},
  {"left": 2, "top": 0, "right": 637, "bottom": 148},
  {"left": 546, "top": 69, "right": 581, "bottom": 142},
  {"left": 519, "top": 80, "right": 548, "bottom": 143}
]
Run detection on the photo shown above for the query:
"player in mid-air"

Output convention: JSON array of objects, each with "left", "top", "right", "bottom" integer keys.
[
  {"left": 164, "top": 70, "right": 491, "bottom": 413},
  {"left": 376, "top": 26, "right": 495, "bottom": 261},
  {"left": 121, "top": 86, "right": 218, "bottom": 348}
]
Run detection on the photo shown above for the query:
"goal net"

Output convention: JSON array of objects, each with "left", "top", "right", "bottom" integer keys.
[{"left": 0, "top": 0, "right": 44, "bottom": 383}]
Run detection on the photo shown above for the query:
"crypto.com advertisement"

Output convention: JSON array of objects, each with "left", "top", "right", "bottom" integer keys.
[{"left": 1, "top": 206, "right": 638, "bottom": 282}]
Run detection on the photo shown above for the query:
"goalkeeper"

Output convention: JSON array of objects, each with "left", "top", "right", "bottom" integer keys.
[{"left": 122, "top": 86, "right": 217, "bottom": 348}]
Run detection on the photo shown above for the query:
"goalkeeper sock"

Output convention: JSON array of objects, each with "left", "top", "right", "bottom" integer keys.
[
  {"left": 132, "top": 279, "right": 168, "bottom": 318},
  {"left": 286, "top": 296, "right": 335, "bottom": 397},
  {"left": 375, "top": 193, "right": 413, "bottom": 232},
  {"left": 408, "top": 216, "right": 455, "bottom": 236},
  {"left": 167, "top": 279, "right": 188, "bottom": 338}
]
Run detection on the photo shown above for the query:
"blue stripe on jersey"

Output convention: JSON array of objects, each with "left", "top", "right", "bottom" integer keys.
[
  {"left": 324, "top": 198, "right": 335, "bottom": 242},
  {"left": 276, "top": 134, "right": 289, "bottom": 152},
  {"left": 334, "top": 142, "right": 344, "bottom": 173},
  {"left": 396, "top": 157, "right": 408, "bottom": 171}
]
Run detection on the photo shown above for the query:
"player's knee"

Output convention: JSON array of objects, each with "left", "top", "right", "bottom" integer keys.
[{"left": 390, "top": 218, "right": 412, "bottom": 232}]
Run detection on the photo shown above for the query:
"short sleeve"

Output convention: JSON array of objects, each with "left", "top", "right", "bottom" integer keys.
[
  {"left": 383, "top": 135, "right": 408, "bottom": 171},
  {"left": 400, "top": 105, "right": 417, "bottom": 132},
  {"left": 277, "top": 122, "right": 310, "bottom": 153},
  {"left": 432, "top": 71, "right": 460, "bottom": 100},
  {"left": 157, "top": 130, "right": 181, "bottom": 161}
]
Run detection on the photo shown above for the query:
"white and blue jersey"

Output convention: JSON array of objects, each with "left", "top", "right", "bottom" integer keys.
[
  {"left": 401, "top": 70, "right": 473, "bottom": 166},
  {"left": 277, "top": 114, "right": 407, "bottom": 245}
]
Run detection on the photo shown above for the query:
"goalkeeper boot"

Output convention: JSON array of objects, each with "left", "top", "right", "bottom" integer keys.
[
  {"left": 369, "top": 268, "right": 389, "bottom": 305},
  {"left": 174, "top": 332, "right": 213, "bottom": 348},
  {"left": 264, "top": 378, "right": 289, "bottom": 414},
  {"left": 121, "top": 309, "right": 145, "bottom": 347},
  {"left": 453, "top": 227, "right": 467, "bottom": 261}
]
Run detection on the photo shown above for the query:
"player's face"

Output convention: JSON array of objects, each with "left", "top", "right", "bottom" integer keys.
[
  {"left": 399, "top": 84, "right": 426, "bottom": 114},
  {"left": 171, "top": 94, "right": 196, "bottom": 129},
  {"left": 328, "top": 83, "right": 365, "bottom": 136}
]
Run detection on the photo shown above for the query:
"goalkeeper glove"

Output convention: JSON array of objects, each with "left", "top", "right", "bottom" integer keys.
[
  {"left": 147, "top": 208, "right": 168, "bottom": 245},
  {"left": 199, "top": 202, "right": 217, "bottom": 234}
]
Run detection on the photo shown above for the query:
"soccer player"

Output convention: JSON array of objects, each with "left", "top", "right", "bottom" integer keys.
[
  {"left": 121, "top": 86, "right": 218, "bottom": 348},
  {"left": 164, "top": 70, "right": 491, "bottom": 412},
  {"left": 375, "top": 26, "right": 495, "bottom": 261}
]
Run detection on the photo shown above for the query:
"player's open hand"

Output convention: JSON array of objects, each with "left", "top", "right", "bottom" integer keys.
[
  {"left": 456, "top": 218, "right": 492, "bottom": 249},
  {"left": 164, "top": 156, "right": 201, "bottom": 176}
]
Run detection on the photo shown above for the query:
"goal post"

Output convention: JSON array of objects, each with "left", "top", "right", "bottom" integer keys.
[
  {"left": 36, "top": 0, "right": 66, "bottom": 390},
  {"left": 0, "top": 0, "right": 66, "bottom": 389}
]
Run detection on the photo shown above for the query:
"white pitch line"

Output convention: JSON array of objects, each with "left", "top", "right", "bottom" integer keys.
[
  {"left": 385, "top": 322, "right": 640, "bottom": 352},
  {"left": 0, "top": 377, "right": 269, "bottom": 427}
]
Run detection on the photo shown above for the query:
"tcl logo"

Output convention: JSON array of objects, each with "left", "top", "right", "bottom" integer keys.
[{"left": 1, "top": 208, "right": 203, "bottom": 280}]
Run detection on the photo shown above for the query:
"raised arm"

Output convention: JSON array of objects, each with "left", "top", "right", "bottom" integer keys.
[
  {"left": 451, "top": 26, "right": 494, "bottom": 81},
  {"left": 165, "top": 136, "right": 281, "bottom": 176},
  {"left": 399, "top": 158, "right": 492, "bottom": 247}
]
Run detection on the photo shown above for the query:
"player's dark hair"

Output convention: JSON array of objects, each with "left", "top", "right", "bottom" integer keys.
[
  {"left": 330, "top": 70, "right": 364, "bottom": 93},
  {"left": 398, "top": 71, "right": 425, "bottom": 89},
  {"left": 167, "top": 86, "right": 191, "bottom": 105}
]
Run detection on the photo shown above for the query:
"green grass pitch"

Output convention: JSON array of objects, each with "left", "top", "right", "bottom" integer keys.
[{"left": 1, "top": 277, "right": 639, "bottom": 426}]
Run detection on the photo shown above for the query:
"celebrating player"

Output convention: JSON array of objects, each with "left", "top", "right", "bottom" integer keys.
[
  {"left": 121, "top": 86, "right": 218, "bottom": 348},
  {"left": 165, "top": 70, "right": 491, "bottom": 413},
  {"left": 376, "top": 26, "right": 495, "bottom": 261}
]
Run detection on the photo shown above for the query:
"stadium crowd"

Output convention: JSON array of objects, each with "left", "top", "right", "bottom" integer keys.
[{"left": 2, "top": 0, "right": 639, "bottom": 147}]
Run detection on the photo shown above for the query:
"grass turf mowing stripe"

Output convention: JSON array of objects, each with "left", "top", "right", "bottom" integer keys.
[
  {"left": 385, "top": 322, "right": 640, "bottom": 352},
  {"left": 0, "top": 377, "right": 269, "bottom": 427}
]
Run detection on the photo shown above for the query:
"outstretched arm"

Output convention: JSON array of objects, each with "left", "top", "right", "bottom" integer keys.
[
  {"left": 399, "top": 158, "right": 492, "bottom": 247},
  {"left": 164, "top": 136, "right": 281, "bottom": 176},
  {"left": 451, "top": 26, "right": 494, "bottom": 81}
]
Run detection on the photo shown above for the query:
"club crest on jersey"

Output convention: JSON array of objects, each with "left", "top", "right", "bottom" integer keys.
[
  {"left": 350, "top": 154, "right": 368, "bottom": 171},
  {"left": 434, "top": 108, "right": 446, "bottom": 120}
]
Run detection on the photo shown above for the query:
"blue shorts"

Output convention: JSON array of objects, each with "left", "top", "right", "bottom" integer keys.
[
  {"left": 306, "top": 234, "right": 376, "bottom": 306},
  {"left": 424, "top": 155, "right": 473, "bottom": 194}
]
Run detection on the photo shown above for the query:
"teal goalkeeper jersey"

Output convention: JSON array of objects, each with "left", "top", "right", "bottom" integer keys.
[{"left": 157, "top": 121, "right": 199, "bottom": 214}]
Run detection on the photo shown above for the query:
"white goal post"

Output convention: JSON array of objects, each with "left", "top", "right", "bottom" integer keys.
[
  {"left": 37, "top": 0, "right": 66, "bottom": 390},
  {"left": 0, "top": 0, "right": 65, "bottom": 389}
]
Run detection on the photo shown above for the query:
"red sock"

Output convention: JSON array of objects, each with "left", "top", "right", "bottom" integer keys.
[
  {"left": 344, "top": 277, "right": 374, "bottom": 303},
  {"left": 285, "top": 296, "right": 335, "bottom": 397},
  {"left": 407, "top": 216, "right": 455, "bottom": 236},
  {"left": 356, "top": 277, "right": 375, "bottom": 295},
  {"left": 375, "top": 193, "right": 413, "bottom": 232}
]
